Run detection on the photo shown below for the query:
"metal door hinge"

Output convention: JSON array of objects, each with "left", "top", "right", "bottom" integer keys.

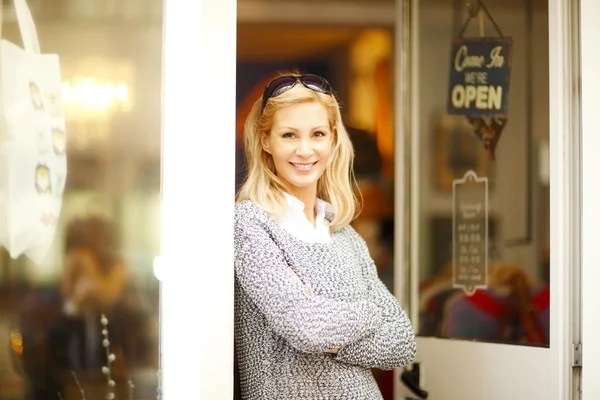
[{"left": 572, "top": 342, "right": 582, "bottom": 367}]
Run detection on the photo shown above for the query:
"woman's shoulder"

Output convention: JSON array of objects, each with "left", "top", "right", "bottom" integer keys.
[
  {"left": 334, "top": 223, "right": 369, "bottom": 252},
  {"left": 334, "top": 222, "right": 359, "bottom": 239},
  {"left": 234, "top": 200, "right": 273, "bottom": 230},
  {"left": 235, "top": 199, "right": 264, "bottom": 218},
  {"left": 234, "top": 199, "right": 257, "bottom": 215},
  {"left": 234, "top": 201, "right": 284, "bottom": 255}
]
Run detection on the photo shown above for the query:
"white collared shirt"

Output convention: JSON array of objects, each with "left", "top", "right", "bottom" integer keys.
[{"left": 279, "top": 193, "right": 333, "bottom": 243}]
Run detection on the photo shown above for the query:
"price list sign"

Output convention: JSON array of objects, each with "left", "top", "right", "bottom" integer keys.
[{"left": 452, "top": 170, "right": 489, "bottom": 295}]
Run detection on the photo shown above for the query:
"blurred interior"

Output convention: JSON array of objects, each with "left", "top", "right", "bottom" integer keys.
[
  {"left": 0, "top": 0, "right": 549, "bottom": 399},
  {"left": 0, "top": 2, "right": 163, "bottom": 399}
]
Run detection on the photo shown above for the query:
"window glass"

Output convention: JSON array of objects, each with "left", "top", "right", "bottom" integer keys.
[
  {"left": 0, "top": 2, "right": 162, "bottom": 399},
  {"left": 415, "top": 0, "right": 550, "bottom": 347}
]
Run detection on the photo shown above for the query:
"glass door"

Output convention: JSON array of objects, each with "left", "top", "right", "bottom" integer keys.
[{"left": 395, "top": 0, "right": 578, "bottom": 398}]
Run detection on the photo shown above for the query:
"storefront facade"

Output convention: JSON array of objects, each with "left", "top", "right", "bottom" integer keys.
[
  {"left": 0, "top": 0, "right": 597, "bottom": 399},
  {"left": 160, "top": 0, "right": 599, "bottom": 398}
]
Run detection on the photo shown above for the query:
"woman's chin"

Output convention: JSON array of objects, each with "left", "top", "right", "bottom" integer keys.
[{"left": 284, "top": 176, "right": 321, "bottom": 190}]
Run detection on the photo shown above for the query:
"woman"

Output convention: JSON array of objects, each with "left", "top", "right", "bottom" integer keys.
[{"left": 235, "top": 72, "right": 416, "bottom": 400}]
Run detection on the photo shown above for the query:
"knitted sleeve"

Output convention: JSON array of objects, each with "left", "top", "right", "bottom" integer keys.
[
  {"left": 335, "top": 232, "right": 417, "bottom": 370},
  {"left": 234, "top": 211, "right": 383, "bottom": 354}
]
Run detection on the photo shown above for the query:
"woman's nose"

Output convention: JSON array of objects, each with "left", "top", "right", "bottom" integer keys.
[{"left": 295, "top": 139, "right": 313, "bottom": 156}]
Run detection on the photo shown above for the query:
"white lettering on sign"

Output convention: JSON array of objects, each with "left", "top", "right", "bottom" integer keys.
[
  {"left": 460, "top": 201, "right": 482, "bottom": 218},
  {"left": 451, "top": 85, "right": 502, "bottom": 110},
  {"left": 454, "top": 45, "right": 485, "bottom": 72},
  {"left": 452, "top": 170, "right": 489, "bottom": 296},
  {"left": 464, "top": 72, "right": 488, "bottom": 84},
  {"left": 486, "top": 46, "right": 505, "bottom": 68},
  {"left": 454, "top": 45, "right": 507, "bottom": 72}
]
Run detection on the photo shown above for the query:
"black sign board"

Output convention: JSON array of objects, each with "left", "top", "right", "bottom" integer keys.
[
  {"left": 452, "top": 170, "right": 489, "bottom": 295},
  {"left": 447, "top": 37, "right": 512, "bottom": 118}
]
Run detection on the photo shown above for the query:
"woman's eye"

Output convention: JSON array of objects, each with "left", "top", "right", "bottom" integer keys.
[
  {"left": 282, "top": 133, "right": 295, "bottom": 139},
  {"left": 313, "top": 131, "right": 326, "bottom": 138}
]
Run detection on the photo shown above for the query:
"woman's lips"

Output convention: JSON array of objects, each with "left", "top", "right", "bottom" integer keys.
[{"left": 290, "top": 161, "right": 317, "bottom": 171}]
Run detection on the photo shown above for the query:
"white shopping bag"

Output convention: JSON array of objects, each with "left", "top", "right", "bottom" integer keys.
[{"left": 0, "top": 0, "right": 67, "bottom": 264}]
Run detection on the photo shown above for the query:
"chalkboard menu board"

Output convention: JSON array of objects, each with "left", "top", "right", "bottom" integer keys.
[{"left": 452, "top": 170, "right": 489, "bottom": 295}]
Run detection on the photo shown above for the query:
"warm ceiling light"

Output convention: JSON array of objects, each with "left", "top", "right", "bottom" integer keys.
[{"left": 62, "top": 78, "right": 132, "bottom": 113}]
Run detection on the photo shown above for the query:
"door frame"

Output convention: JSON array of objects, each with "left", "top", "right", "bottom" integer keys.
[
  {"left": 392, "top": 0, "right": 415, "bottom": 396},
  {"left": 159, "top": 0, "right": 237, "bottom": 399},
  {"left": 394, "top": 0, "right": 579, "bottom": 398},
  {"left": 580, "top": 0, "right": 600, "bottom": 397},
  {"left": 548, "top": 0, "right": 580, "bottom": 397}
]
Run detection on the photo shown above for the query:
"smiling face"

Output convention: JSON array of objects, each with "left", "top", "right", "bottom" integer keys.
[{"left": 262, "top": 101, "right": 333, "bottom": 198}]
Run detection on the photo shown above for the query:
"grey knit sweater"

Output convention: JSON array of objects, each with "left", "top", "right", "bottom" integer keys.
[{"left": 234, "top": 200, "right": 417, "bottom": 400}]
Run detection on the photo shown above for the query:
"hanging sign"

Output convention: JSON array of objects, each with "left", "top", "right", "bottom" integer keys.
[
  {"left": 446, "top": 36, "right": 513, "bottom": 160},
  {"left": 452, "top": 170, "right": 489, "bottom": 296},
  {"left": 447, "top": 37, "right": 512, "bottom": 117},
  {"left": 446, "top": 2, "right": 512, "bottom": 160}
]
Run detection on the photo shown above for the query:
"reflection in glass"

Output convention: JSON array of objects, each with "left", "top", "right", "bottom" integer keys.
[
  {"left": 0, "top": 3, "right": 162, "bottom": 399},
  {"left": 415, "top": 0, "right": 550, "bottom": 347}
]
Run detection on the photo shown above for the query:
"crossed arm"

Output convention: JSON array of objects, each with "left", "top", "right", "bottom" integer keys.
[
  {"left": 234, "top": 218, "right": 416, "bottom": 369},
  {"left": 334, "top": 234, "right": 417, "bottom": 370}
]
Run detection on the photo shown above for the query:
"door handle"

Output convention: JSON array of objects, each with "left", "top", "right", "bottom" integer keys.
[{"left": 400, "top": 363, "right": 429, "bottom": 399}]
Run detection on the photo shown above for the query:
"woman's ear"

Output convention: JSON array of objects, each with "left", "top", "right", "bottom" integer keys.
[{"left": 260, "top": 133, "right": 270, "bottom": 154}]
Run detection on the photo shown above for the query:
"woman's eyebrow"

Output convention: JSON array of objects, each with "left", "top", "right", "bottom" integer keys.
[
  {"left": 274, "top": 126, "right": 299, "bottom": 131},
  {"left": 273, "top": 125, "right": 330, "bottom": 132}
]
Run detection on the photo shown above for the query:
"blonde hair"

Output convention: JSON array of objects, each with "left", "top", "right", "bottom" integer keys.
[{"left": 236, "top": 72, "right": 359, "bottom": 232}]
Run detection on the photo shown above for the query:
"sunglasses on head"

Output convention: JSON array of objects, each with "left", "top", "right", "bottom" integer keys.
[{"left": 261, "top": 74, "right": 334, "bottom": 111}]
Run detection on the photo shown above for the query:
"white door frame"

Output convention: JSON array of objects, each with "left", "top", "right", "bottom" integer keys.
[
  {"left": 392, "top": 0, "right": 415, "bottom": 396},
  {"left": 394, "top": 0, "right": 579, "bottom": 398},
  {"left": 160, "top": 0, "right": 237, "bottom": 399},
  {"left": 549, "top": 0, "right": 580, "bottom": 397},
  {"left": 580, "top": 0, "right": 600, "bottom": 398}
]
